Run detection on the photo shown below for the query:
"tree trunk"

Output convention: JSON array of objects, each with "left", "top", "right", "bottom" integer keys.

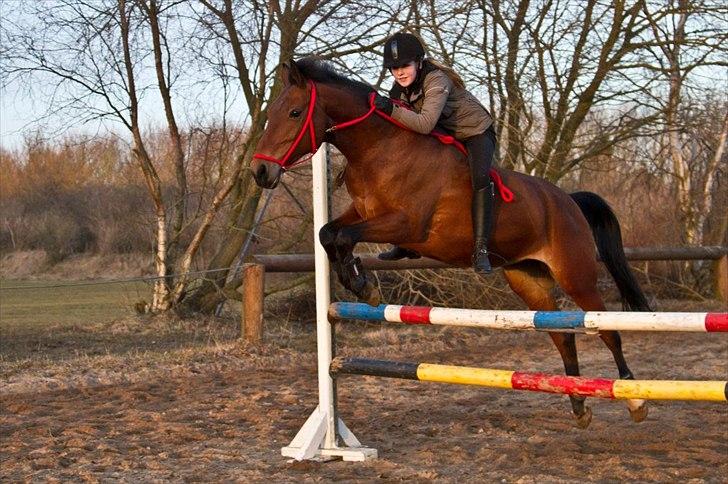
[
  {"left": 185, "top": 0, "right": 309, "bottom": 313},
  {"left": 120, "top": 0, "right": 170, "bottom": 312}
]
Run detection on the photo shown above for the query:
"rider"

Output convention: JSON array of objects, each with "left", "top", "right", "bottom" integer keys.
[{"left": 374, "top": 32, "right": 497, "bottom": 274}]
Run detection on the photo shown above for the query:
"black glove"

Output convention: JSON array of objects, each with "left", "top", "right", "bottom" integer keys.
[{"left": 374, "top": 93, "right": 394, "bottom": 115}]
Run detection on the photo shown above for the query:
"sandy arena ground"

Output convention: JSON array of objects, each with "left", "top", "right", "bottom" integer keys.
[{"left": 2, "top": 312, "right": 727, "bottom": 482}]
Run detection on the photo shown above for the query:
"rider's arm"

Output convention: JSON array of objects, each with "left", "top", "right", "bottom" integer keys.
[{"left": 391, "top": 72, "right": 452, "bottom": 134}]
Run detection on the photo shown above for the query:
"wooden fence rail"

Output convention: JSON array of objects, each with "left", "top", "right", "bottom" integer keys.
[{"left": 252, "top": 246, "right": 727, "bottom": 272}]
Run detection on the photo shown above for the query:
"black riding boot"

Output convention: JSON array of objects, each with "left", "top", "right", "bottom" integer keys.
[
  {"left": 472, "top": 183, "right": 494, "bottom": 274},
  {"left": 377, "top": 245, "right": 422, "bottom": 261}
]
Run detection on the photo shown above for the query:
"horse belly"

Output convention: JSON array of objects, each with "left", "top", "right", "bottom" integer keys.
[{"left": 403, "top": 207, "right": 473, "bottom": 267}]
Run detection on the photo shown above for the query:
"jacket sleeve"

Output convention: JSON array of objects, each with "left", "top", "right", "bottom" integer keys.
[{"left": 391, "top": 72, "right": 452, "bottom": 134}]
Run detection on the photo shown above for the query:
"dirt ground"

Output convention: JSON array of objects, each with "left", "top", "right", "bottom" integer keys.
[{"left": 2, "top": 298, "right": 727, "bottom": 483}]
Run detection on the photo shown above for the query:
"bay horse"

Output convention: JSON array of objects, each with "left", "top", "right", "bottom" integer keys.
[{"left": 251, "top": 57, "right": 652, "bottom": 428}]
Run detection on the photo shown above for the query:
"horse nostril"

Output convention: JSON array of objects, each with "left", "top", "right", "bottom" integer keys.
[{"left": 256, "top": 164, "right": 267, "bottom": 180}]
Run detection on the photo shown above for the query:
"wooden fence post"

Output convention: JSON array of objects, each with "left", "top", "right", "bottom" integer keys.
[
  {"left": 242, "top": 263, "right": 265, "bottom": 344},
  {"left": 715, "top": 255, "right": 727, "bottom": 304}
]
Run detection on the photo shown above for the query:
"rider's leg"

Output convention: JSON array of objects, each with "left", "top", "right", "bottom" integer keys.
[{"left": 464, "top": 127, "right": 496, "bottom": 274}]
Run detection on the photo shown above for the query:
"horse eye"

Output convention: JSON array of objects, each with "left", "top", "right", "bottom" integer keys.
[{"left": 289, "top": 109, "right": 302, "bottom": 118}]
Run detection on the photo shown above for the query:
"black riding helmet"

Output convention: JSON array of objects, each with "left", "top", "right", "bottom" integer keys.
[{"left": 383, "top": 32, "right": 425, "bottom": 69}]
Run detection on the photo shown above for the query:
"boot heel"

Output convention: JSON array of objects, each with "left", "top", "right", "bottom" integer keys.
[{"left": 473, "top": 247, "right": 492, "bottom": 274}]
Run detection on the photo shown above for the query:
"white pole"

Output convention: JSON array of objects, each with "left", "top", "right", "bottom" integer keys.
[
  {"left": 312, "top": 142, "right": 337, "bottom": 449},
  {"left": 281, "top": 143, "right": 376, "bottom": 461}
]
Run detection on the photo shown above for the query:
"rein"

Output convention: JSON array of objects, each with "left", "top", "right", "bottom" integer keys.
[
  {"left": 253, "top": 80, "right": 514, "bottom": 202},
  {"left": 328, "top": 93, "right": 467, "bottom": 155}
]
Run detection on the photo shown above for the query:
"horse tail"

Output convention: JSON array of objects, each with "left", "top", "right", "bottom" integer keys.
[{"left": 569, "top": 191, "right": 652, "bottom": 311}]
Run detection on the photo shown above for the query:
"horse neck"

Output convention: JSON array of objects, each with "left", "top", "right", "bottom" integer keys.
[{"left": 319, "top": 84, "right": 396, "bottom": 168}]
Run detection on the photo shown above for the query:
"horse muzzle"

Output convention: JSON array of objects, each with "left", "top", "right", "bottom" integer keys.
[{"left": 253, "top": 161, "right": 283, "bottom": 189}]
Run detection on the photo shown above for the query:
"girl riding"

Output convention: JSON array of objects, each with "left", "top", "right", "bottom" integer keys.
[{"left": 374, "top": 32, "right": 497, "bottom": 274}]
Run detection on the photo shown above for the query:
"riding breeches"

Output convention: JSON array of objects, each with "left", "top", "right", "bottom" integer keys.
[{"left": 463, "top": 127, "right": 496, "bottom": 191}]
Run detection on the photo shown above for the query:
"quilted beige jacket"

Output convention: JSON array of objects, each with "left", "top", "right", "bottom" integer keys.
[{"left": 390, "top": 69, "right": 493, "bottom": 140}]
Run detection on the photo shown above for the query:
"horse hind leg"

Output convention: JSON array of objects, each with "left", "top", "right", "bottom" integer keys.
[
  {"left": 503, "top": 261, "right": 592, "bottom": 429},
  {"left": 555, "top": 265, "right": 648, "bottom": 423},
  {"left": 598, "top": 330, "right": 648, "bottom": 422}
]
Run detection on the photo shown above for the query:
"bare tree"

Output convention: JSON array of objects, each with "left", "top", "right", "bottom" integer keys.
[
  {"left": 476, "top": 0, "right": 661, "bottom": 180},
  {"left": 2, "top": 0, "right": 242, "bottom": 311},
  {"left": 1, "top": 0, "right": 402, "bottom": 313},
  {"left": 642, "top": 0, "right": 727, "bottom": 246},
  {"left": 185, "top": 0, "right": 400, "bottom": 312},
  {"left": 6, "top": 0, "right": 722, "bottom": 308}
]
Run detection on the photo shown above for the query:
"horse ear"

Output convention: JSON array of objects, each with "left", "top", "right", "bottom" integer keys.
[{"left": 281, "top": 60, "right": 305, "bottom": 87}]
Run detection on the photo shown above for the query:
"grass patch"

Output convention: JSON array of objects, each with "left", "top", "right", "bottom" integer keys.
[
  {"left": 0, "top": 279, "right": 239, "bottom": 375},
  {"left": 0, "top": 279, "right": 151, "bottom": 329}
]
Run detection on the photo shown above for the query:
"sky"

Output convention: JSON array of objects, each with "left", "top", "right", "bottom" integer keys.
[
  {"left": 0, "top": 47, "right": 241, "bottom": 151},
  {"left": 0, "top": 0, "right": 252, "bottom": 152},
  {"left": 1, "top": 67, "right": 56, "bottom": 150}
]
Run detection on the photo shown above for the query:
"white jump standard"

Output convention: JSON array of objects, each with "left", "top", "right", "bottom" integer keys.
[{"left": 280, "top": 145, "right": 376, "bottom": 462}]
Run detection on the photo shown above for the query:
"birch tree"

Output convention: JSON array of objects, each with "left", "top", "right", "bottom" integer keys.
[
  {"left": 2, "top": 0, "right": 241, "bottom": 311},
  {"left": 642, "top": 0, "right": 727, "bottom": 247}
]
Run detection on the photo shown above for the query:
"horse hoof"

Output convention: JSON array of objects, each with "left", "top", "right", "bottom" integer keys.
[
  {"left": 363, "top": 282, "right": 381, "bottom": 307},
  {"left": 574, "top": 406, "right": 592, "bottom": 429},
  {"left": 629, "top": 403, "right": 648, "bottom": 423}
]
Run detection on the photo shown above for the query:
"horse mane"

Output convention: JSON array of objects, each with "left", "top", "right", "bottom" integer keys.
[
  {"left": 294, "top": 56, "right": 467, "bottom": 163},
  {"left": 295, "top": 57, "right": 374, "bottom": 100}
]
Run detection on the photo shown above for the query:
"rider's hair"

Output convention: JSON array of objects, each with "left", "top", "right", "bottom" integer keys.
[{"left": 426, "top": 59, "right": 465, "bottom": 89}]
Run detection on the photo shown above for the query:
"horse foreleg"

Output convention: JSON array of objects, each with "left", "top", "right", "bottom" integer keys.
[
  {"left": 319, "top": 205, "right": 364, "bottom": 291},
  {"left": 331, "top": 211, "right": 415, "bottom": 306}
]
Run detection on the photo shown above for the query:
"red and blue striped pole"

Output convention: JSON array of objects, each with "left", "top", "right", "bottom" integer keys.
[{"left": 329, "top": 302, "right": 728, "bottom": 333}]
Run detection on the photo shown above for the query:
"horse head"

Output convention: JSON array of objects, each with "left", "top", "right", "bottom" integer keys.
[{"left": 251, "top": 60, "right": 329, "bottom": 189}]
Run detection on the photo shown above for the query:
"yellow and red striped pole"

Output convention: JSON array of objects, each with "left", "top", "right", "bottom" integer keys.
[{"left": 331, "top": 357, "right": 728, "bottom": 402}]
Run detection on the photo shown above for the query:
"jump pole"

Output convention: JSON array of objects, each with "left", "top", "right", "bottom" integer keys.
[
  {"left": 331, "top": 357, "right": 728, "bottom": 402},
  {"left": 281, "top": 143, "right": 377, "bottom": 462},
  {"left": 329, "top": 302, "right": 728, "bottom": 333}
]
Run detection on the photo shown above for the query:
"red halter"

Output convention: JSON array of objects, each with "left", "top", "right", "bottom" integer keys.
[{"left": 252, "top": 80, "right": 319, "bottom": 169}]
